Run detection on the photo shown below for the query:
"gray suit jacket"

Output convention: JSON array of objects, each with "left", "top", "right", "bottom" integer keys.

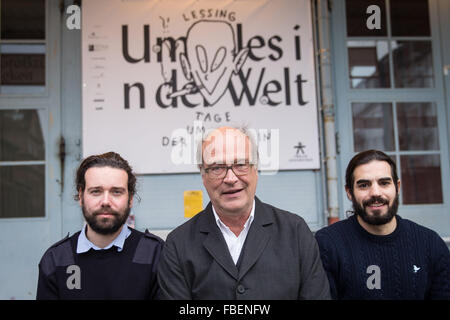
[{"left": 157, "top": 197, "right": 331, "bottom": 300}]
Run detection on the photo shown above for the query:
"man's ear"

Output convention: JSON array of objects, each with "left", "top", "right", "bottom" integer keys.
[
  {"left": 200, "top": 166, "right": 209, "bottom": 185},
  {"left": 78, "top": 190, "right": 83, "bottom": 206},
  {"left": 345, "top": 186, "right": 353, "bottom": 202},
  {"left": 128, "top": 195, "right": 134, "bottom": 208},
  {"left": 396, "top": 179, "right": 401, "bottom": 193}
]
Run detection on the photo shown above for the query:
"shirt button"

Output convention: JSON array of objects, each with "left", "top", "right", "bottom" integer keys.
[{"left": 237, "top": 284, "right": 245, "bottom": 294}]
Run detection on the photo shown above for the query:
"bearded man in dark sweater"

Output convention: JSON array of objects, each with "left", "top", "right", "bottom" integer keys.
[
  {"left": 36, "top": 152, "right": 163, "bottom": 300},
  {"left": 315, "top": 150, "right": 450, "bottom": 300}
]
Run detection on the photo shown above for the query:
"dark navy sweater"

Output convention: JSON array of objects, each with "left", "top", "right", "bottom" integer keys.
[
  {"left": 37, "top": 228, "right": 164, "bottom": 300},
  {"left": 315, "top": 215, "right": 450, "bottom": 300}
]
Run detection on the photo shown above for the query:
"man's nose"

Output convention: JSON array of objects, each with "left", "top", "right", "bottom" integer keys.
[
  {"left": 101, "top": 192, "right": 112, "bottom": 206},
  {"left": 223, "top": 167, "right": 239, "bottom": 184},
  {"left": 369, "top": 183, "right": 382, "bottom": 197}
]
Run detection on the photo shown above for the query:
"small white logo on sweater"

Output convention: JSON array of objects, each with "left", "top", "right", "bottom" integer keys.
[{"left": 413, "top": 265, "right": 421, "bottom": 273}]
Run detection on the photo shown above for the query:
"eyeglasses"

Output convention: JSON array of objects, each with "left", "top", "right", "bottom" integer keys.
[{"left": 202, "top": 163, "right": 253, "bottom": 179}]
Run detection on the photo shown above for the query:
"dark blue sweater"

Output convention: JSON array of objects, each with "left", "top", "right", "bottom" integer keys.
[{"left": 315, "top": 215, "right": 450, "bottom": 300}]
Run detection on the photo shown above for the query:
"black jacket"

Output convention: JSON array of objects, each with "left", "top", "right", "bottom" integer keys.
[{"left": 157, "top": 197, "right": 331, "bottom": 299}]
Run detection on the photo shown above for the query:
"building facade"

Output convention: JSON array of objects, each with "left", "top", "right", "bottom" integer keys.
[{"left": 0, "top": 0, "right": 449, "bottom": 299}]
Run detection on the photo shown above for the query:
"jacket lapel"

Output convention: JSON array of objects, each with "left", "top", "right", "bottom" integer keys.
[
  {"left": 199, "top": 203, "right": 239, "bottom": 280},
  {"left": 237, "top": 197, "right": 274, "bottom": 280}
]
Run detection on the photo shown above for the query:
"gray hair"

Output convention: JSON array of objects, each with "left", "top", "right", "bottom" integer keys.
[{"left": 196, "top": 125, "right": 259, "bottom": 171}]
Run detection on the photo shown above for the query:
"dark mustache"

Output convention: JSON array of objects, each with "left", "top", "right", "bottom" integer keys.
[
  {"left": 363, "top": 196, "right": 388, "bottom": 207},
  {"left": 93, "top": 208, "right": 118, "bottom": 216}
]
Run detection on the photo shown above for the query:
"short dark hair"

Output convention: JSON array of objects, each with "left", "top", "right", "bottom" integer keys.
[
  {"left": 345, "top": 149, "right": 399, "bottom": 193},
  {"left": 74, "top": 152, "right": 137, "bottom": 201}
]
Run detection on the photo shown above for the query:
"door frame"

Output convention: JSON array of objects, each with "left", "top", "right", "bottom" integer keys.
[
  {"left": 0, "top": 0, "right": 62, "bottom": 299},
  {"left": 331, "top": 0, "right": 450, "bottom": 236}
]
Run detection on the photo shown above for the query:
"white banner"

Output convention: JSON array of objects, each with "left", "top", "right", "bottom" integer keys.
[{"left": 82, "top": 0, "right": 320, "bottom": 173}]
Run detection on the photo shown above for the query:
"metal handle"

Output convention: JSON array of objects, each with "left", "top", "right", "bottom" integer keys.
[{"left": 58, "top": 136, "right": 66, "bottom": 194}]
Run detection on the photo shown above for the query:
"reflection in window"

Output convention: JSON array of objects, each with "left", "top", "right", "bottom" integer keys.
[
  {"left": 392, "top": 41, "right": 434, "bottom": 88},
  {"left": 0, "top": 44, "right": 46, "bottom": 86},
  {"left": 0, "top": 109, "right": 45, "bottom": 161},
  {"left": 0, "top": 165, "right": 45, "bottom": 218},
  {"left": 390, "top": 0, "right": 430, "bottom": 37},
  {"left": 352, "top": 103, "right": 394, "bottom": 151},
  {"left": 348, "top": 41, "right": 390, "bottom": 88},
  {"left": 1, "top": 0, "right": 45, "bottom": 40},
  {"left": 0, "top": 0, "right": 46, "bottom": 94},
  {"left": 397, "top": 103, "right": 439, "bottom": 151},
  {"left": 400, "top": 155, "right": 443, "bottom": 204}
]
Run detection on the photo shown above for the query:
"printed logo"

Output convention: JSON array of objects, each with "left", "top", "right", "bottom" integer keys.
[
  {"left": 176, "top": 20, "right": 249, "bottom": 105},
  {"left": 66, "top": 265, "right": 81, "bottom": 290},
  {"left": 294, "top": 141, "right": 306, "bottom": 155},
  {"left": 366, "top": 265, "right": 381, "bottom": 290},
  {"left": 413, "top": 265, "right": 421, "bottom": 273},
  {"left": 289, "top": 141, "right": 313, "bottom": 163}
]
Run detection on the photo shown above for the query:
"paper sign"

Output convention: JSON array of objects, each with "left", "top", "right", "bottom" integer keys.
[
  {"left": 82, "top": 0, "right": 320, "bottom": 173},
  {"left": 184, "top": 190, "right": 203, "bottom": 218}
]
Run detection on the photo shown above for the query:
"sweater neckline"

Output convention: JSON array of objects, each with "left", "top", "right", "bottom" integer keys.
[{"left": 350, "top": 214, "right": 403, "bottom": 243}]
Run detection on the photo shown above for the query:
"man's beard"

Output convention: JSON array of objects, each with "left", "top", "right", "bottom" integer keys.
[
  {"left": 352, "top": 193, "right": 399, "bottom": 226},
  {"left": 81, "top": 199, "right": 131, "bottom": 235}
]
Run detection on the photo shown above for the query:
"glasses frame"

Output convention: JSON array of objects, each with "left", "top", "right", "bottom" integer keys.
[{"left": 202, "top": 163, "right": 254, "bottom": 179}]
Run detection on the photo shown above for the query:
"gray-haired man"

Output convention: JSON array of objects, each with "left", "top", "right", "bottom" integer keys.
[{"left": 157, "top": 126, "right": 330, "bottom": 299}]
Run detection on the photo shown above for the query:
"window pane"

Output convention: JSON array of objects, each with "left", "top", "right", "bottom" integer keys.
[
  {"left": 397, "top": 102, "right": 439, "bottom": 151},
  {"left": 392, "top": 41, "right": 434, "bottom": 88},
  {"left": 352, "top": 102, "right": 394, "bottom": 151},
  {"left": 0, "top": 44, "right": 46, "bottom": 86},
  {"left": 400, "top": 155, "right": 443, "bottom": 204},
  {"left": 0, "top": 109, "right": 45, "bottom": 161},
  {"left": 1, "top": 0, "right": 45, "bottom": 40},
  {"left": 0, "top": 165, "right": 45, "bottom": 218},
  {"left": 391, "top": 0, "right": 430, "bottom": 37},
  {"left": 348, "top": 41, "right": 390, "bottom": 88},
  {"left": 346, "top": 0, "right": 387, "bottom": 36}
]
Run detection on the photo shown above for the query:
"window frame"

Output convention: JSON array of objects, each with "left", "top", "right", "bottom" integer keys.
[
  {"left": 332, "top": 0, "right": 450, "bottom": 234},
  {"left": 0, "top": 0, "right": 49, "bottom": 97},
  {"left": 0, "top": 0, "right": 61, "bottom": 221}
]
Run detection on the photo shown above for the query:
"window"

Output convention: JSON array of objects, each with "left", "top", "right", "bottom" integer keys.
[
  {"left": 346, "top": 0, "right": 443, "bottom": 204},
  {"left": 346, "top": 0, "right": 433, "bottom": 89},
  {"left": 346, "top": 0, "right": 444, "bottom": 205},
  {"left": 0, "top": 0, "right": 46, "bottom": 94},
  {"left": 334, "top": 0, "right": 450, "bottom": 235},
  {"left": 352, "top": 102, "right": 442, "bottom": 204},
  {"left": 0, "top": 0, "right": 46, "bottom": 218}
]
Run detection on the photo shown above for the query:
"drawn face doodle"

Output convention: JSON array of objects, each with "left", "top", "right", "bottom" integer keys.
[{"left": 180, "top": 20, "right": 249, "bottom": 106}]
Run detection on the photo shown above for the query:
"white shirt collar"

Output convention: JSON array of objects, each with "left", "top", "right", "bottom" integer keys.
[
  {"left": 76, "top": 223, "right": 131, "bottom": 254},
  {"left": 212, "top": 199, "right": 255, "bottom": 233}
]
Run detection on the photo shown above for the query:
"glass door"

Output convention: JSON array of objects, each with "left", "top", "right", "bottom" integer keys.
[
  {"left": 0, "top": 0, "right": 62, "bottom": 299},
  {"left": 333, "top": 0, "right": 450, "bottom": 236},
  {"left": 439, "top": 0, "right": 450, "bottom": 160}
]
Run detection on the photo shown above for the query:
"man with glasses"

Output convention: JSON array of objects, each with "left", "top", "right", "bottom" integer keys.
[{"left": 157, "top": 126, "right": 330, "bottom": 299}]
